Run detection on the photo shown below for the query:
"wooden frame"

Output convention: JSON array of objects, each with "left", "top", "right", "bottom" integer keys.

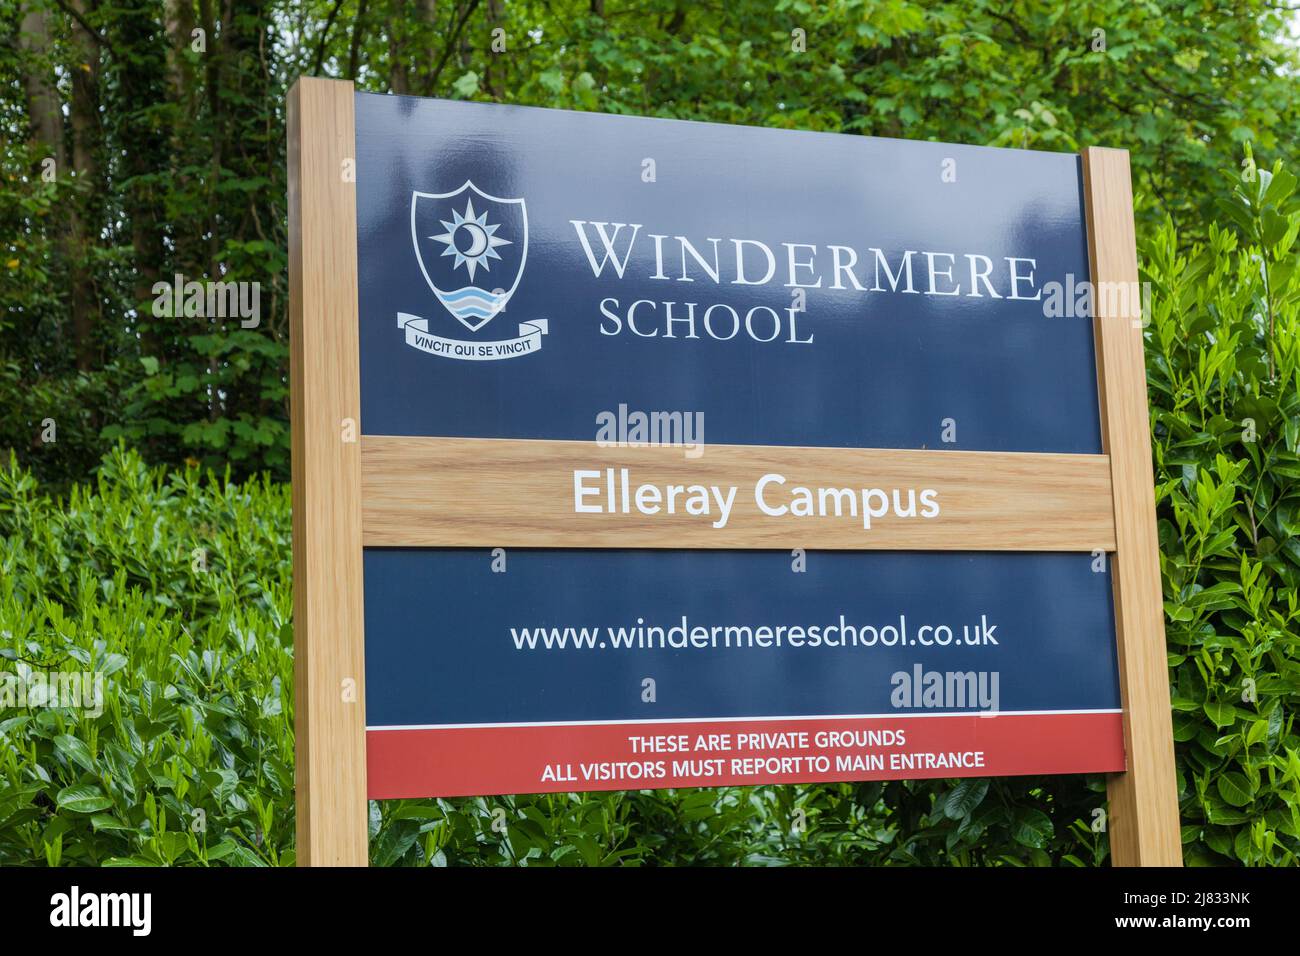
[
  {"left": 288, "top": 78, "right": 368, "bottom": 866},
  {"left": 359, "top": 437, "right": 1117, "bottom": 551},
  {"left": 288, "top": 78, "right": 1181, "bottom": 866}
]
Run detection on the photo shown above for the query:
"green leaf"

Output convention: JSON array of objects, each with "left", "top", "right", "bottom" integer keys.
[
  {"left": 1203, "top": 702, "right": 1238, "bottom": 729},
  {"left": 90, "top": 813, "right": 133, "bottom": 832},
  {"left": 1216, "top": 773, "right": 1254, "bottom": 808},
  {"left": 56, "top": 784, "right": 113, "bottom": 814},
  {"left": 54, "top": 735, "right": 96, "bottom": 772},
  {"left": 1011, "top": 809, "right": 1054, "bottom": 849},
  {"left": 452, "top": 71, "right": 480, "bottom": 98},
  {"left": 942, "top": 779, "right": 989, "bottom": 820}
]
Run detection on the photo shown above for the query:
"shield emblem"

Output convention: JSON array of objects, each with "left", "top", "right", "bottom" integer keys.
[{"left": 410, "top": 182, "right": 528, "bottom": 332}]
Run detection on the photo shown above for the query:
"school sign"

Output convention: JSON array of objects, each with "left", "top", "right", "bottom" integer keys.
[{"left": 287, "top": 79, "right": 1180, "bottom": 866}]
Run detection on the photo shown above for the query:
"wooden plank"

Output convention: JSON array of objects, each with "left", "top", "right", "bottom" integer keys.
[
  {"left": 1082, "top": 147, "right": 1182, "bottom": 866},
  {"left": 288, "top": 77, "right": 369, "bottom": 867},
  {"left": 360, "top": 435, "right": 1116, "bottom": 551}
]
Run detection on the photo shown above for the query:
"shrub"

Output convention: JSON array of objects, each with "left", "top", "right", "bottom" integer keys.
[
  {"left": 0, "top": 448, "right": 295, "bottom": 865},
  {"left": 1142, "top": 150, "right": 1300, "bottom": 865}
]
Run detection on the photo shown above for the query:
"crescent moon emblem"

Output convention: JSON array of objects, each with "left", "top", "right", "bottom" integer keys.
[{"left": 459, "top": 222, "right": 488, "bottom": 258}]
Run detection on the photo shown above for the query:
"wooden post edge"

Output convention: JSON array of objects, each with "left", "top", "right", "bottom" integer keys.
[{"left": 1082, "top": 146, "right": 1182, "bottom": 867}]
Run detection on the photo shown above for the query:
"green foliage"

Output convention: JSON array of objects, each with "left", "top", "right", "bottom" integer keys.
[
  {"left": 1142, "top": 150, "right": 1300, "bottom": 865},
  {"left": 0, "top": 447, "right": 295, "bottom": 864}
]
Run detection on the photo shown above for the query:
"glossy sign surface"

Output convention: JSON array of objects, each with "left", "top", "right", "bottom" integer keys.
[
  {"left": 352, "top": 93, "right": 1123, "bottom": 797},
  {"left": 355, "top": 94, "right": 1100, "bottom": 453}
]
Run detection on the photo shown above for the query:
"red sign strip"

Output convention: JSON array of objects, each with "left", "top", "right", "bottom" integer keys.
[{"left": 367, "top": 712, "right": 1125, "bottom": 799}]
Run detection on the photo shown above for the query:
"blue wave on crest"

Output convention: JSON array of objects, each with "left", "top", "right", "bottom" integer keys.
[
  {"left": 438, "top": 287, "right": 500, "bottom": 303},
  {"left": 445, "top": 305, "right": 495, "bottom": 319}
]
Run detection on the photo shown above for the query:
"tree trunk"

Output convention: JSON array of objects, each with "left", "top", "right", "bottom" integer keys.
[
  {"left": 67, "top": 0, "right": 103, "bottom": 370},
  {"left": 387, "top": 10, "right": 408, "bottom": 93},
  {"left": 18, "top": 6, "right": 64, "bottom": 165},
  {"left": 164, "top": 0, "right": 197, "bottom": 104},
  {"left": 347, "top": 0, "right": 370, "bottom": 80},
  {"left": 109, "top": 1, "right": 169, "bottom": 365},
  {"left": 163, "top": 0, "right": 199, "bottom": 330}
]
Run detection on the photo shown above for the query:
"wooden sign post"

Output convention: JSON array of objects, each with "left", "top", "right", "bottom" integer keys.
[
  {"left": 288, "top": 77, "right": 368, "bottom": 867},
  {"left": 287, "top": 77, "right": 1181, "bottom": 867},
  {"left": 1082, "top": 148, "right": 1182, "bottom": 866}
]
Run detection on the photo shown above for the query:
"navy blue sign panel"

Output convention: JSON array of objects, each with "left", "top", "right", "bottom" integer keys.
[
  {"left": 352, "top": 93, "right": 1123, "bottom": 798},
  {"left": 355, "top": 93, "right": 1100, "bottom": 453},
  {"left": 365, "top": 550, "right": 1118, "bottom": 726}
]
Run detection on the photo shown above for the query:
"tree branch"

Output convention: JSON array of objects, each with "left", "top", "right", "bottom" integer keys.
[
  {"left": 52, "top": 0, "right": 107, "bottom": 48},
  {"left": 312, "top": 0, "right": 347, "bottom": 76},
  {"left": 424, "top": 0, "right": 483, "bottom": 96},
  {"left": 346, "top": 0, "right": 370, "bottom": 81}
]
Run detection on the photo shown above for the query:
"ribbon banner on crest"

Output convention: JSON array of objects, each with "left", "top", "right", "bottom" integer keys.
[{"left": 397, "top": 312, "right": 547, "bottom": 361}]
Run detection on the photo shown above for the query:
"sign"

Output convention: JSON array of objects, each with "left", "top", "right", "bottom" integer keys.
[{"left": 288, "top": 79, "right": 1180, "bottom": 865}]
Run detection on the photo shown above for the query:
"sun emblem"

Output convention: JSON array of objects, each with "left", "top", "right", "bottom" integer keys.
[{"left": 429, "top": 197, "right": 512, "bottom": 282}]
